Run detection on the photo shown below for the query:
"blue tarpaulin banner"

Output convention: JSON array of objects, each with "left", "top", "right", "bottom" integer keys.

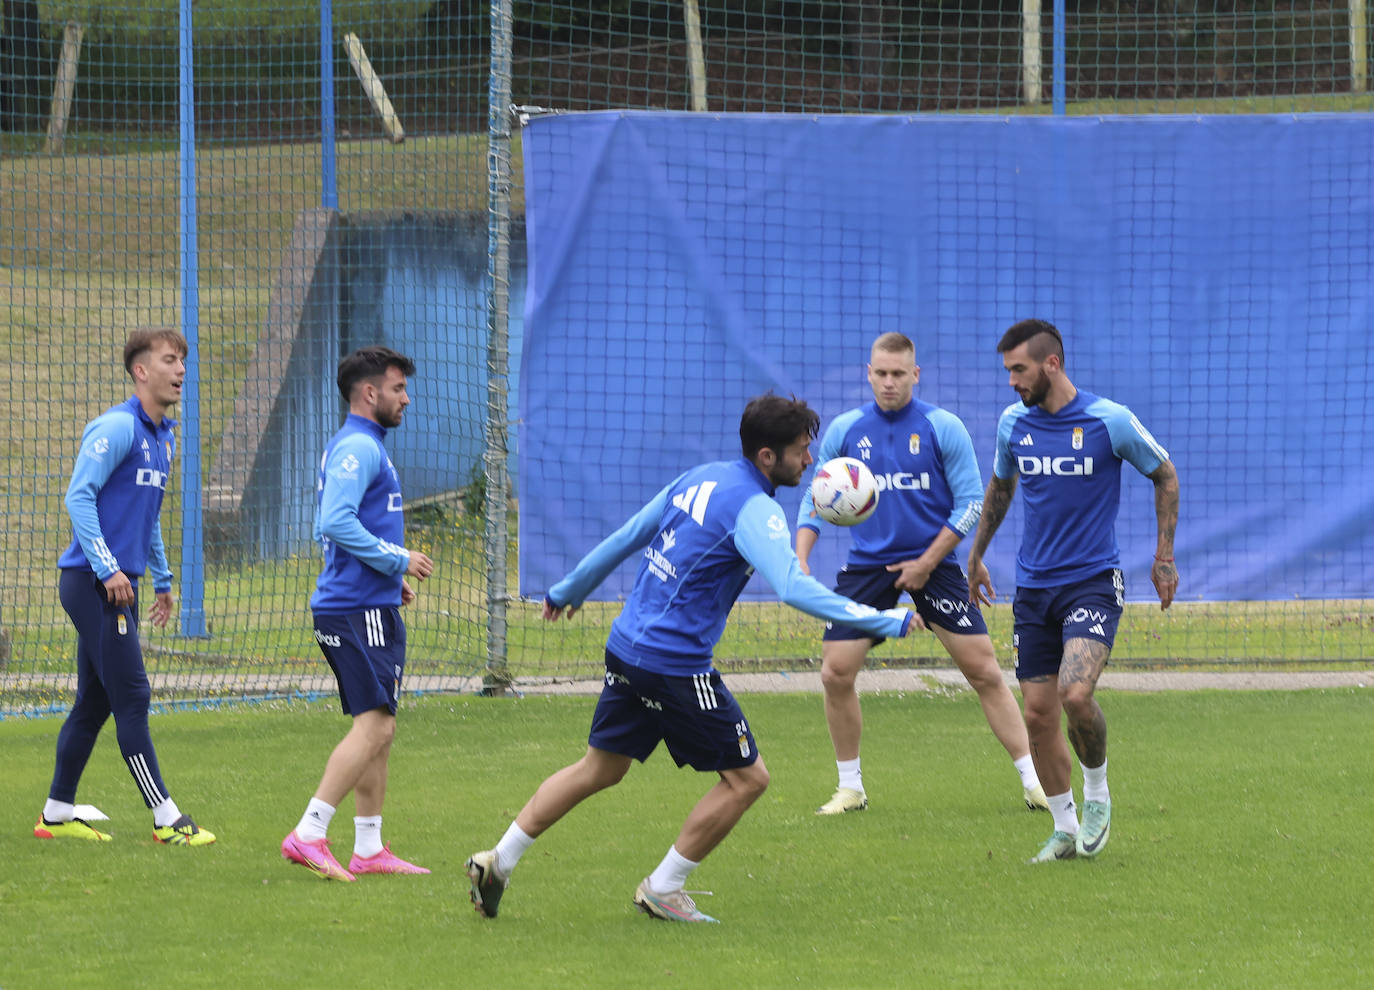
[{"left": 518, "top": 111, "right": 1373, "bottom": 602}]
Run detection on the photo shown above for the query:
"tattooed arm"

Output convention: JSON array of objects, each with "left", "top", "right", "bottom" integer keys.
[
  {"left": 966, "top": 474, "right": 1017, "bottom": 607},
  {"left": 1148, "top": 460, "right": 1180, "bottom": 609}
]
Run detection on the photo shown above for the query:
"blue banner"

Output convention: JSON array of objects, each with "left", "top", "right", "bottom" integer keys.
[{"left": 518, "top": 111, "right": 1374, "bottom": 602}]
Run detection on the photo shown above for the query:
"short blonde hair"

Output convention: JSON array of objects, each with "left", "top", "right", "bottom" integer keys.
[{"left": 871, "top": 332, "right": 914, "bottom": 358}]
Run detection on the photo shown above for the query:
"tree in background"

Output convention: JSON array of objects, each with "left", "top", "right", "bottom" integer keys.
[{"left": 0, "top": 0, "right": 47, "bottom": 132}]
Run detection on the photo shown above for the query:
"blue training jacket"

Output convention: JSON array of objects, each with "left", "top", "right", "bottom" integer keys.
[
  {"left": 797, "top": 398, "right": 983, "bottom": 568},
  {"left": 58, "top": 395, "right": 175, "bottom": 591},
  {"left": 310, "top": 414, "right": 411, "bottom": 613},
  {"left": 548, "top": 457, "right": 912, "bottom": 675}
]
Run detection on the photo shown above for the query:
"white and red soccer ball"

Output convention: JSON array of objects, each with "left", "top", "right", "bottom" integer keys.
[{"left": 810, "top": 456, "right": 879, "bottom": 526}]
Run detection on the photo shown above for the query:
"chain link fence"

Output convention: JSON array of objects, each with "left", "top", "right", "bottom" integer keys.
[{"left": 2, "top": 0, "right": 1371, "bottom": 715}]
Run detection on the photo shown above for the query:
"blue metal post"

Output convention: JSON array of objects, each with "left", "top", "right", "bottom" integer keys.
[
  {"left": 177, "top": 0, "right": 209, "bottom": 637},
  {"left": 1052, "top": 0, "right": 1067, "bottom": 114},
  {"left": 321, "top": 0, "right": 338, "bottom": 209}
]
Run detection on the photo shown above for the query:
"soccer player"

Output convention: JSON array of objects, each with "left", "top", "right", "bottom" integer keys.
[
  {"left": 966, "top": 319, "right": 1179, "bottom": 863},
  {"left": 465, "top": 393, "right": 916, "bottom": 924},
  {"left": 36, "top": 328, "right": 215, "bottom": 846},
  {"left": 280, "top": 347, "right": 436, "bottom": 881},
  {"left": 796, "top": 332, "right": 1046, "bottom": 816}
]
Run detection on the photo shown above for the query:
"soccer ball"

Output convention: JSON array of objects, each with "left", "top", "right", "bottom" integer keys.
[{"left": 810, "top": 456, "right": 879, "bottom": 526}]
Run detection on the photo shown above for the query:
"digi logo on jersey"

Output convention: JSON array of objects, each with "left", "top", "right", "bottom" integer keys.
[
  {"left": 872, "top": 471, "right": 930, "bottom": 492},
  {"left": 135, "top": 468, "right": 168, "bottom": 489},
  {"left": 1017, "top": 456, "right": 1095, "bottom": 476}
]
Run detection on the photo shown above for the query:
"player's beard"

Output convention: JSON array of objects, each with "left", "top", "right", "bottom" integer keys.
[
  {"left": 1020, "top": 370, "right": 1051, "bottom": 408},
  {"left": 376, "top": 401, "right": 406, "bottom": 429},
  {"left": 769, "top": 461, "right": 806, "bottom": 488}
]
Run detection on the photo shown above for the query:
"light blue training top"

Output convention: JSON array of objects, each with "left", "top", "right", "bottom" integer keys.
[
  {"left": 993, "top": 390, "right": 1169, "bottom": 588},
  {"left": 549, "top": 457, "right": 912, "bottom": 675}
]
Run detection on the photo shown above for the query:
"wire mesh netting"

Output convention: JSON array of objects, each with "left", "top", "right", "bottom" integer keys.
[{"left": 2, "top": 1, "right": 1372, "bottom": 715}]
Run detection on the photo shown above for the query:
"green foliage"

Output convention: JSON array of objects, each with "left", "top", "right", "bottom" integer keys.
[
  {"left": 2, "top": 689, "right": 1372, "bottom": 987},
  {"left": 37, "top": 1, "right": 436, "bottom": 42}
]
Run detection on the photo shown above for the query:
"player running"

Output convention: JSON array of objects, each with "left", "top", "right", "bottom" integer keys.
[
  {"left": 966, "top": 319, "right": 1180, "bottom": 863},
  {"left": 797, "top": 332, "right": 1046, "bottom": 816},
  {"left": 466, "top": 393, "right": 916, "bottom": 924}
]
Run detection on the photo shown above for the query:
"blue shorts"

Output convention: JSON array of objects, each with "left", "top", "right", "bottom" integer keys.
[
  {"left": 1011, "top": 569, "right": 1125, "bottom": 680},
  {"left": 312, "top": 608, "right": 406, "bottom": 715},
  {"left": 822, "top": 561, "right": 988, "bottom": 643},
  {"left": 588, "top": 650, "right": 759, "bottom": 772}
]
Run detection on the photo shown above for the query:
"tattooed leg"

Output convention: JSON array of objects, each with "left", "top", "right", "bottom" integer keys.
[{"left": 1059, "top": 638, "right": 1110, "bottom": 768}]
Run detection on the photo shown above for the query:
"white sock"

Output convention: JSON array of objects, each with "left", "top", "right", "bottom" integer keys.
[
  {"left": 1013, "top": 755, "right": 1040, "bottom": 789},
  {"left": 43, "top": 799, "right": 76, "bottom": 823},
  {"left": 647, "top": 845, "right": 699, "bottom": 894},
  {"left": 1047, "top": 791, "right": 1079, "bottom": 835},
  {"left": 837, "top": 758, "right": 864, "bottom": 793},
  {"left": 296, "top": 797, "right": 336, "bottom": 841},
  {"left": 354, "top": 815, "right": 383, "bottom": 858},
  {"left": 1082, "top": 759, "right": 1110, "bottom": 803},
  {"left": 152, "top": 797, "right": 182, "bottom": 828},
  {"left": 494, "top": 821, "right": 536, "bottom": 875}
]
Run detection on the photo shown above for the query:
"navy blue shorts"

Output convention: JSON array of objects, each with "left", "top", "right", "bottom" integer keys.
[
  {"left": 312, "top": 608, "right": 406, "bottom": 715},
  {"left": 588, "top": 650, "right": 759, "bottom": 772},
  {"left": 823, "top": 560, "right": 988, "bottom": 643},
  {"left": 1011, "top": 568, "right": 1125, "bottom": 680}
]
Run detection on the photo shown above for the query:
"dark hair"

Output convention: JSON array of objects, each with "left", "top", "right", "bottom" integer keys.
[
  {"left": 740, "top": 392, "right": 820, "bottom": 459},
  {"left": 997, "top": 319, "right": 1064, "bottom": 364},
  {"left": 337, "top": 346, "right": 416, "bottom": 401},
  {"left": 123, "top": 328, "right": 189, "bottom": 379}
]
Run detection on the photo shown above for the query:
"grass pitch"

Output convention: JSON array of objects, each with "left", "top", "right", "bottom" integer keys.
[{"left": 2, "top": 688, "right": 1370, "bottom": 988}]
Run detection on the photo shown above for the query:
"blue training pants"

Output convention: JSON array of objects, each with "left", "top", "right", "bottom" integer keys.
[{"left": 49, "top": 569, "right": 170, "bottom": 809}]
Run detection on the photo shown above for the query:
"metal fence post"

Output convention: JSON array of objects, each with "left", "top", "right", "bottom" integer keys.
[{"left": 482, "top": 0, "right": 514, "bottom": 695}]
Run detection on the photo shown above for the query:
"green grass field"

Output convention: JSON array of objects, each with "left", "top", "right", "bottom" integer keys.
[{"left": 2, "top": 688, "right": 1371, "bottom": 988}]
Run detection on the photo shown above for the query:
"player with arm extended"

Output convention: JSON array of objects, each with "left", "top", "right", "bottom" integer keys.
[
  {"left": 465, "top": 393, "right": 915, "bottom": 924},
  {"left": 37, "top": 328, "right": 215, "bottom": 846},
  {"left": 280, "top": 347, "right": 436, "bottom": 881},
  {"left": 965, "top": 319, "right": 1180, "bottom": 863},
  {"left": 796, "top": 332, "right": 1045, "bottom": 816}
]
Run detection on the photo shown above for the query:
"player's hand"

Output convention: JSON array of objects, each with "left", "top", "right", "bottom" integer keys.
[
  {"left": 1152, "top": 558, "right": 1178, "bottom": 610},
  {"left": 886, "top": 558, "right": 933, "bottom": 593},
  {"left": 882, "top": 607, "right": 926, "bottom": 637},
  {"left": 796, "top": 556, "right": 811, "bottom": 576},
  {"left": 967, "top": 557, "right": 995, "bottom": 608},
  {"left": 406, "top": 550, "right": 434, "bottom": 581},
  {"left": 102, "top": 571, "right": 134, "bottom": 609},
  {"left": 542, "top": 598, "right": 577, "bottom": 621},
  {"left": 401, "top": 579, "right": 416, "bottom": 606},
  {"left": 148, "top": 590, "right": 174, "bottom": 628}
]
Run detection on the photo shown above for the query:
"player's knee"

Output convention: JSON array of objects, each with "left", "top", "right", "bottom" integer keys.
[
  {"left": 580, "top": 751, "right": 630, "bottom": 789},
  {"left": 1023, "top": 705, "right": 1059, "bottom": 738},
  {"left": 354, "top": 710, "right": 396, "bottom": 753},
  {"left": 820, "top": 658, "right": 860, "bottom": 693},
  {"left": 119, "top": 680, "right": 152, "bottom": 713},
  {"left": 739, "top": 760, "right": 770, "bottom": 800},
  {"left": 1058, "top": 682, "right": 1096, "bottom": 716},
  {"left": 961, "top": 657, "right": 1005, "bottom": 694}
]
